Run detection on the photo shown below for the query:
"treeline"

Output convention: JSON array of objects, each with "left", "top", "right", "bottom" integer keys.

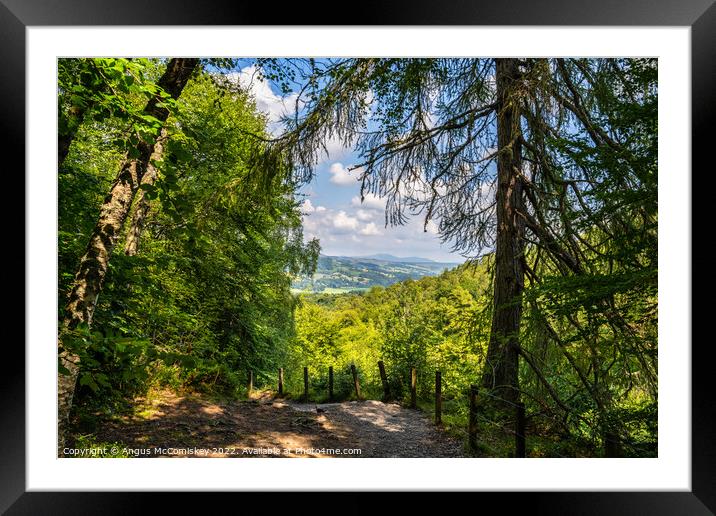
[
  {"left": 286, "top": 263, "right": 489, "bottom": 399},
  {"left": 287, "top": 258, "right": 656, "bottom": 457},
  {"left": 58, "top": 58, "right": 318, "bottom": 435}
]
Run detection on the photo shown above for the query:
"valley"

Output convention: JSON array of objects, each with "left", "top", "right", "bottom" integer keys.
[{"left": 291, "top": 254, "right": 461, "bottom": 293}]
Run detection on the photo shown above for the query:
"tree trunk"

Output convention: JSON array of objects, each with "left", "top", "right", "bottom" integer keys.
[
  {"left": 124, "top": 127, "right": 168, "bottom": 256},
  {"left": 481, "top": 58, "right": 526, "bottom": 410},
  {"left": 57, "top": 58, "right": 199, "bottom": 455}
]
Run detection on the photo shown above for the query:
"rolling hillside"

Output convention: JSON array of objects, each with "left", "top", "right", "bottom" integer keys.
[{"left": 291, "top": 254, "right": 461, "bottom": 293}]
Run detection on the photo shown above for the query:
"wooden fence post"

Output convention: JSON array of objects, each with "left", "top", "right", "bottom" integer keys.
[
  {"left": 328, "top": 366, "right": 334, "bottom": 402},
  {"left": 303, "top": 366, "right": 309, "bottom": 402},
  {"left": 410, "top": 367, "right": 417, "bottom": 408},
  {"left": 435, "top": 370, "right": 442, "bottom": 425},
  {"left": 278, "top": 368, "right": 284, "bottom": 396},
  {"left": 516, "top": 401, "right": 526, "bottom": 458},
  {"left": 247, "top": 370, "right": 253, "bottom": 396},
  {"left": 350, "top": 364, "right": 361, "bottom": 400},
  {"left": 378, "top": 360, "right": 390, "bottom": 401},
  {"left": 468, "top": 384, "right": 478, "bottom": 452}
]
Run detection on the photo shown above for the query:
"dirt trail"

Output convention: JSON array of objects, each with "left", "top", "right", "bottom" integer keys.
[{"left": 88, "top": 390, "right": 464, "bottom": 458}]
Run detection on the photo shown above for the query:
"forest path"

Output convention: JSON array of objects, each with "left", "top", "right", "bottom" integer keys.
[{"left": 90, "top": 389, "right": 464, "bottom": 457}]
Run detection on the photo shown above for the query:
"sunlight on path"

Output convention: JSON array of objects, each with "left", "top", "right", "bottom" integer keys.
[{"left": 92, "top": 390, "right": 463, "bottom": 458}]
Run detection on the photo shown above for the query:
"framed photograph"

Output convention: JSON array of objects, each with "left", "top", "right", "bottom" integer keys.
[{"left": 5, "top": 0, "right": 712, "bottom": 512}]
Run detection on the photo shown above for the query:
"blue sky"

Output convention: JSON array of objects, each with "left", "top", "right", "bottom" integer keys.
[{"left": 234, "top": 60, "right": 468, "bottom": 263}]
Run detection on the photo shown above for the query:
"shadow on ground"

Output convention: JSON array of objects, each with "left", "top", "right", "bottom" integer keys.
[{"left": 78, "top": 390, "right": 464, "bottom": 458}]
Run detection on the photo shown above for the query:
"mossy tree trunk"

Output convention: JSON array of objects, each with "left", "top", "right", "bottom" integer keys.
[
  {"left": 480, "top": 58, "right": 526, "bottom": 411},
  {"left": 57, "top": 58, "right": 199, "bottom": 455},
  {"left": 124, "top": 127, "right": 168, "bottom": 256}
]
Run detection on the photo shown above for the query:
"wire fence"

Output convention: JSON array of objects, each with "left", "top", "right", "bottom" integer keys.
[{"left": 246, "top": 360, "right": 635, "bottom": 458}]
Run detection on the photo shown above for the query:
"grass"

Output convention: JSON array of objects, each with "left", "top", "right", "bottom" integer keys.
[{"left": 413, "top": 396, "right": 576, "bottom": 457}]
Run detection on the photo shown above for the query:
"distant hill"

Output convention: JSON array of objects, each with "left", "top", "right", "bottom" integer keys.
[
  {"left": 291, "top": 254, "right": 461, "bottom": 294},
  {"left": 359, "top": 253, "right": 437, "bottom": 263}
]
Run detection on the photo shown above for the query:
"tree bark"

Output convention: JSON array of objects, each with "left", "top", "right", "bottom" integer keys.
[
  {"left": 481, "top": 58, "right": 526, "bottom": 410},
  {"left": 57, "top": 58, "right": 199, "bottom": 455},
  {"left": 124, "top": 127, "right": 168, "bottom": 256}
]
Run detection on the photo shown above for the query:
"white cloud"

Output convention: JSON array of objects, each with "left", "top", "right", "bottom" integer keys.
[
  {"left": 332, "top": 210, "right": 360, "bottom": 233},
  {"left": 356, "top": 209, "right": 374, "bottom": 221},
  {"left": 329, "top": 162, "right": 360, "bottom": 186},
  {"left": 230, "top": 65, "right": 299, "bottom": 135},
  {"left": 425, "top": 219, "right": 439, "bottom": 235},
  {"left": 395, "top": 167, "right": 434, "bottom": 203},
  {"left": 302, "top": 216, "right": 318, "bottom": 233},
  {"left": 317, "top": 136, "right": 353, "bottom": 164},
  {"left": 301, "top": 199, "right": 315, "bottom": 214},
  {"left": 300, "top": 199, "right": 328, "bottom": 215},
  {"left": 477, "top": 180, "right": 497, "bottom": 211},
  {"left": 296, "top": 191, "right": 465, "bottom": 262},
  {"left": 359, "top": 222, "right": 382, "bottom": 236},
  {"left": 351, "top": 193, "right": 385, "bottom": 210}
]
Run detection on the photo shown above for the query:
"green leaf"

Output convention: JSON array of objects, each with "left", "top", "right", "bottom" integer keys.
[
  {"left": 69, "top": 94, "right": 87, "bottom": 108},
  {"left": 172, "top": 146, "right": 191, "bottom": 163},
  {"left": 79, "top": 373, "right": 99, "bottom": 393},
  {"left": 180, "top": 356, "right": 197, "bottom": 368},
  {"left": 95, "top": 373, "right": 111, "bottom": 387}
]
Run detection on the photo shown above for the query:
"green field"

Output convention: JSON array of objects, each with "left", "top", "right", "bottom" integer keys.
[
  {"left": 291, "top": 286, "right": 370, "bottom": 295},
  {"left": 291, "top": 255, "right": 459, "bottom": 293}
]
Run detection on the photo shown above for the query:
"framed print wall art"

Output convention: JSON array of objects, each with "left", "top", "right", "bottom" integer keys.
[{"left": 3, "top": 0, "right": 712, "bottom": 512}]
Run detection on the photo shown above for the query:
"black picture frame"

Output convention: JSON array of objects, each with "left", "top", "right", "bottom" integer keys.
[{"left": 3, "top": 0, "right": 711, "bottom": 513}]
